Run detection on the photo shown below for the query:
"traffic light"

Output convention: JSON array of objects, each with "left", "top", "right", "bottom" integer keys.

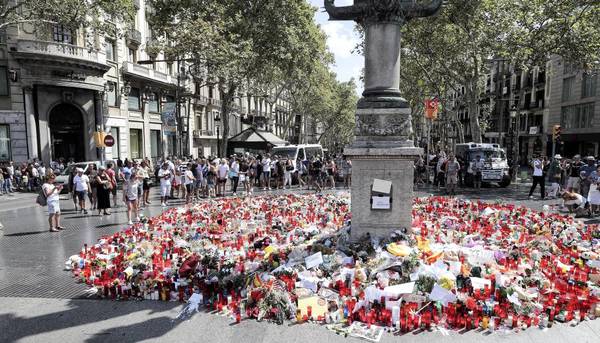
[
  {"left": 93, "top": 131, "right": 107, "bottom": 148},
  {"left": 552, "top": 125, "right": 561, "bottom": 142}
]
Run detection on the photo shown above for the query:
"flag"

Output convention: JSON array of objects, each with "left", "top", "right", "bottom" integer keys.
[{"left": 424, "top": 98, "right": 439, "bottom": 120}]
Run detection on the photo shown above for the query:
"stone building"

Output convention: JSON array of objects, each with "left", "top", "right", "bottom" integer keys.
[
  {"left": 546, "top": 56, "right": 599, "bottom": 158},
  {"left": 0, "top": 0, "right": 303, "bottom": 164}
]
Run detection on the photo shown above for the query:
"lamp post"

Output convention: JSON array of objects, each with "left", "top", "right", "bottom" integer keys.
[
  {"left": 214, "top": 114, "right": 221, "bottom": 157},
  {"left": 509, "top": 105, "right": 519, "bottom": 182}
]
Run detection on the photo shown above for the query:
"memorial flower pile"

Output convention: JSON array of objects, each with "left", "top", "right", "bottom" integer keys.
[{"left": 66, "top": 194, "right": 600, "bottom": 337}]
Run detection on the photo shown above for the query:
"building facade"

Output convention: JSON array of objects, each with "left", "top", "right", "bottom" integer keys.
[
  {"left": 547, "top": 56, "right": 599, "bottom": 158},
  {"left": 0, "top": 0, "right": 304, "bottom": 164}
]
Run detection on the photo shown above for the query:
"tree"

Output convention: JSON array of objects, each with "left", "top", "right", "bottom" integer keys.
[
  {"left": 148, "top": 0, "right": 330, "bottom": 155},
  {"left": 400, "top": 0, "right": 600, "bottom": 143},
  {"left": 0, "top": 0, "right": 135, "bottom": 34}
]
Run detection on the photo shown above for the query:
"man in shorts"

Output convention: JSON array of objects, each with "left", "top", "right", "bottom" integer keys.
[
  {"left": 72, "top": 168, "right": 90, "bottom": 214},
  {"left": 567, "top": 155, "right": 583, "bottom": 192},
  {"left": 158, "top": 163, "right": 172, "bottom": 207}
]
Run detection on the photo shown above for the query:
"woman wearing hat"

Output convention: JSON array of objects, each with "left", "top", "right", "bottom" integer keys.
[
  {"left": 546, "top": 155, "right": 563, "bottom": 199},
  {"left": 95, "top": 166, "right": 112, "bottom": 216}
]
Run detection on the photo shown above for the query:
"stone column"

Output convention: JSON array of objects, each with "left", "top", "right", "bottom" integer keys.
[
  {"left": 94, "top": 90, "right": 104, "bottom": 162},
  {"left": 23, "top": 87, "right": 38, "bottom": 160},
  {"left": 345, "top": 23, "right": 421, "bottom": 240},
  {"left": 363, "top": 23, "right": 402, "bottom": 98}
]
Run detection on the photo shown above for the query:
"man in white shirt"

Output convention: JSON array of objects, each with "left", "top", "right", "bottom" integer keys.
[
  {"left": 217, "top": 159, "right": 229, "bottom": 196},
  {"left": 261, "top": 155, "right": 272, "bottom": 190},
  {"left": 158, "top": 163, "right": 172, "bottom": 207},
  {"left": 72, "top": 168, "right": 90, "bottom": 214},
  {"left": 528, "top": 155, "right": 546, "bottom": 200}
]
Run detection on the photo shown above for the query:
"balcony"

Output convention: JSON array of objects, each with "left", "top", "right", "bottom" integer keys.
[
  {"left": 194, "top": 130, "right": 214, "bottom": 137},
  {"left": 11, "top": 39, "right": 109, "bottom": 75},
  {"left": 122, "top": 61, "right": 178, "bottom": 86},
  {"left": 195, "top": 95, "right": 209, "bottom": 106},
  {"left": 208, "top": 98, "right": 222, "bottom": 108},
  {"left": 126, "top": 29, "right": 142, "bottom": 47}
]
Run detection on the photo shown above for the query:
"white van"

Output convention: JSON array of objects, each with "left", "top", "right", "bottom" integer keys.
[{"left": 271, "top": 144, "right": 324, "bottom": 170}]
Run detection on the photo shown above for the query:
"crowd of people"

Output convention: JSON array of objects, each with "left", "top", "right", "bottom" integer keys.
[
  {"left": 414, "top": 152, "right": 486, "bottom": 195},
  {"left": 0, "top": 160, "right": 55, "bottom": 194},
  {"left": 28, "top": 153, "right": 352, "bottom": 232},
  {"left": 527, "top": 154, "right": 600, "bottom": 217}
]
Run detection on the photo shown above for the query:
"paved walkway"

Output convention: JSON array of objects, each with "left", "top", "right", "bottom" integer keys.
[{"left": 1, "top": 186, "right": 599, "bottom": 342}]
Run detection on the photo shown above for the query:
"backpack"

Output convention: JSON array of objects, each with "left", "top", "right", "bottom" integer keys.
[{"left": 36, "top": 187, "right": 47, "bottom": 206}]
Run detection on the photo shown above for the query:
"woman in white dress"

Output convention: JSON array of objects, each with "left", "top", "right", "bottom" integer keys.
[{"left": 587, "top": 165, "right": 600, "bottom": 216}]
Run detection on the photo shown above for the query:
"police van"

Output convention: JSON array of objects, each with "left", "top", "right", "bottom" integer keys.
[{"left": 455, "top": 143, "right": 511, "bottom": 187}]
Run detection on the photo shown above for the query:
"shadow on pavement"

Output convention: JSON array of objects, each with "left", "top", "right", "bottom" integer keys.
[
  {"left": 0, "top": 299, "right": 182, "bottom": 343},
  {"left": 3, "top": 230, "right": 50, "bottom": 237}
]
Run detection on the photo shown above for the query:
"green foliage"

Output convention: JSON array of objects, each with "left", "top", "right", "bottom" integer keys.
[
  {"left": 400, "top": 0, "right": 600, "bottom": 143},
  {"left": 0, "top": 0, "right": 135, "bottom": 34},
  {"left": 148, "top": 0, "right": 333, "bottom": 154}
]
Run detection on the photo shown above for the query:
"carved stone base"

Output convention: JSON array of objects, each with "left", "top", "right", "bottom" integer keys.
[
  {"left": 345, "top": 147, "right": 422, "bottom": 240},
  {"left": 353, "top": 107, "right": 414, "bottom": 148}
]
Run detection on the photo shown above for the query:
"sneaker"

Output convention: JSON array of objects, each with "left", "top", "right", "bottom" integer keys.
[
  {"left": 83, "top": 209, "right": 88, "bottom": 214},
  {"left": 161, "top": 202, "right": 166, "bottom": 207},
  {"left": 135, "top": 217, "right": 140, "bottom": 222},
  {"left": 528, "top": 196, "right": 534, "bottom": 199},
  {"left": 127, "top": 220, "right": 133, "bottom": 225}
]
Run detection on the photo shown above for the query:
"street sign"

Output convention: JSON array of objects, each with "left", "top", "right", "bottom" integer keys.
[{"left": 103, "top": 134, "right": 115, "bottom": 147}]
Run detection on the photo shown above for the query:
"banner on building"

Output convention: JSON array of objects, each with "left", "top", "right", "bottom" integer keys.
[
  {"left": 424, "top": 98, "right": 439, "bottom": 120},
  {"left": 162, "top": 102, "right": 178, "bottom": 136}
]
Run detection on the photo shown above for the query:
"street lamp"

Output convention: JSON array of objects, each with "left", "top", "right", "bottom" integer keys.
[
  {"left": 509, "top": 105, "right": 520, "bottom": 182},
  {"left": 214, "top": 114, "right": 221, "bottom": 157}
]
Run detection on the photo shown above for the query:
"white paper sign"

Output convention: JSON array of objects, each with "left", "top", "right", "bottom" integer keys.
[
  {"left": 305, "top": 251, "right": 323, "bottom": 269},
  {"left": 428, "top": 284, "right": 457, "bottom": 306},
  {"left": 372, "top": 196, "right": 391, "bottom": 210},
  {"left": 470, "top": 277, "right": 492, "bottom": 290},
  {"left": 383, "top": 282, "right": 415, "bottom": 298},
  {"left": 372, "top": 179, "right": 392, "bottom": 194}
]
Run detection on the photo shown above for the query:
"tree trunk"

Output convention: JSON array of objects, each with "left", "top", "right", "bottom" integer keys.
[
  {"left": 219, "top": 84, "right": 238, "bottom": 157},
  {"left": 467, "top": 81, "right": 482, "bottom": 143}
]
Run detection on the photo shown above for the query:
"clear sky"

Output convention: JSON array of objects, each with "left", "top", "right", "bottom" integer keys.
[{"left": 308, "top": 0, "right": 364, "bottom": 95}]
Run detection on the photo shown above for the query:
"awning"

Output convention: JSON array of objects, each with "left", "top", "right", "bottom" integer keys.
[
  {"left": 227, "top": 127, "right": 288, "bottom": 155},
  {"left": 228, "top": 127, "right": 287, "bottom": 145}
]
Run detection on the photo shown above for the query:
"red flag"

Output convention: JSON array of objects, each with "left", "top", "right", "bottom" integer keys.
[{"left": 424, "top": 98, "right": 439, "bottom": 120}]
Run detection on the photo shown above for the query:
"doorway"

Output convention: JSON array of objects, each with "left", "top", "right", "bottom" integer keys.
[{"left": 49, "top": 103, "right": 85, "bottom": 162}]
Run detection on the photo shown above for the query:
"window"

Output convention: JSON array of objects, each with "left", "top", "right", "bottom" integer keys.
[
  {"left": 564, "top": 62, "right": 577, "bottom": 74},
  {"left": 129, "top": 129, "right": 143, "bottom": 159},
  {"left": 105, "top": 39, "right": 116, "bottom": 61},
  {"left": 148, "top": 93, "right": 159, "bottom": 113},
  {"left": 52, "top": 25, "right": 73, "bottom": 44},
  {"left": 0, "top": 67, "right": 8, "bottom": 96},
  {"left": 128, "top": 48, "right": 137, "bottom": 63},
  {"left": 167, "top": 63, "right": 173, "bottom": 76},
  {"left": 562, "top": 76, "right": 576, "bottom": 101},
  {"left": 582, "top": 73, "right": 597, "bottom": 98},
  {"left": 109, "top": 127, "right": 120, "bottom": 158},
  {"left": 128, "top": 87, "right": 141, "bottom": 110},
  {"left": 106, "top": 81, "right": 117, "bottom": 107},
  {"left": 561, "top": 103, "right": 595, "bottom": 129},
  {"left": 208, "top": 86, "right": 214, "bottom": 99},
  {"left": 150, "top": 130, "right": 162, "bottom": 161},
  {"left": 0, "top": 125, "right": 10, "bottom": 160}
]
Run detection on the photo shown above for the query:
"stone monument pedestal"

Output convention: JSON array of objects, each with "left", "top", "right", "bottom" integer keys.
[
  {"left": 325, "top": 0, "right": 441, "bottom": 240},
  {"left": 345, "top": 146, "right": 422, "bottom": 240}
]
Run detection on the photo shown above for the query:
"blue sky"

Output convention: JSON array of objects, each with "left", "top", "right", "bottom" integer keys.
[{"left": 308, "top": 0, "right": 363, "bottom": 95}]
